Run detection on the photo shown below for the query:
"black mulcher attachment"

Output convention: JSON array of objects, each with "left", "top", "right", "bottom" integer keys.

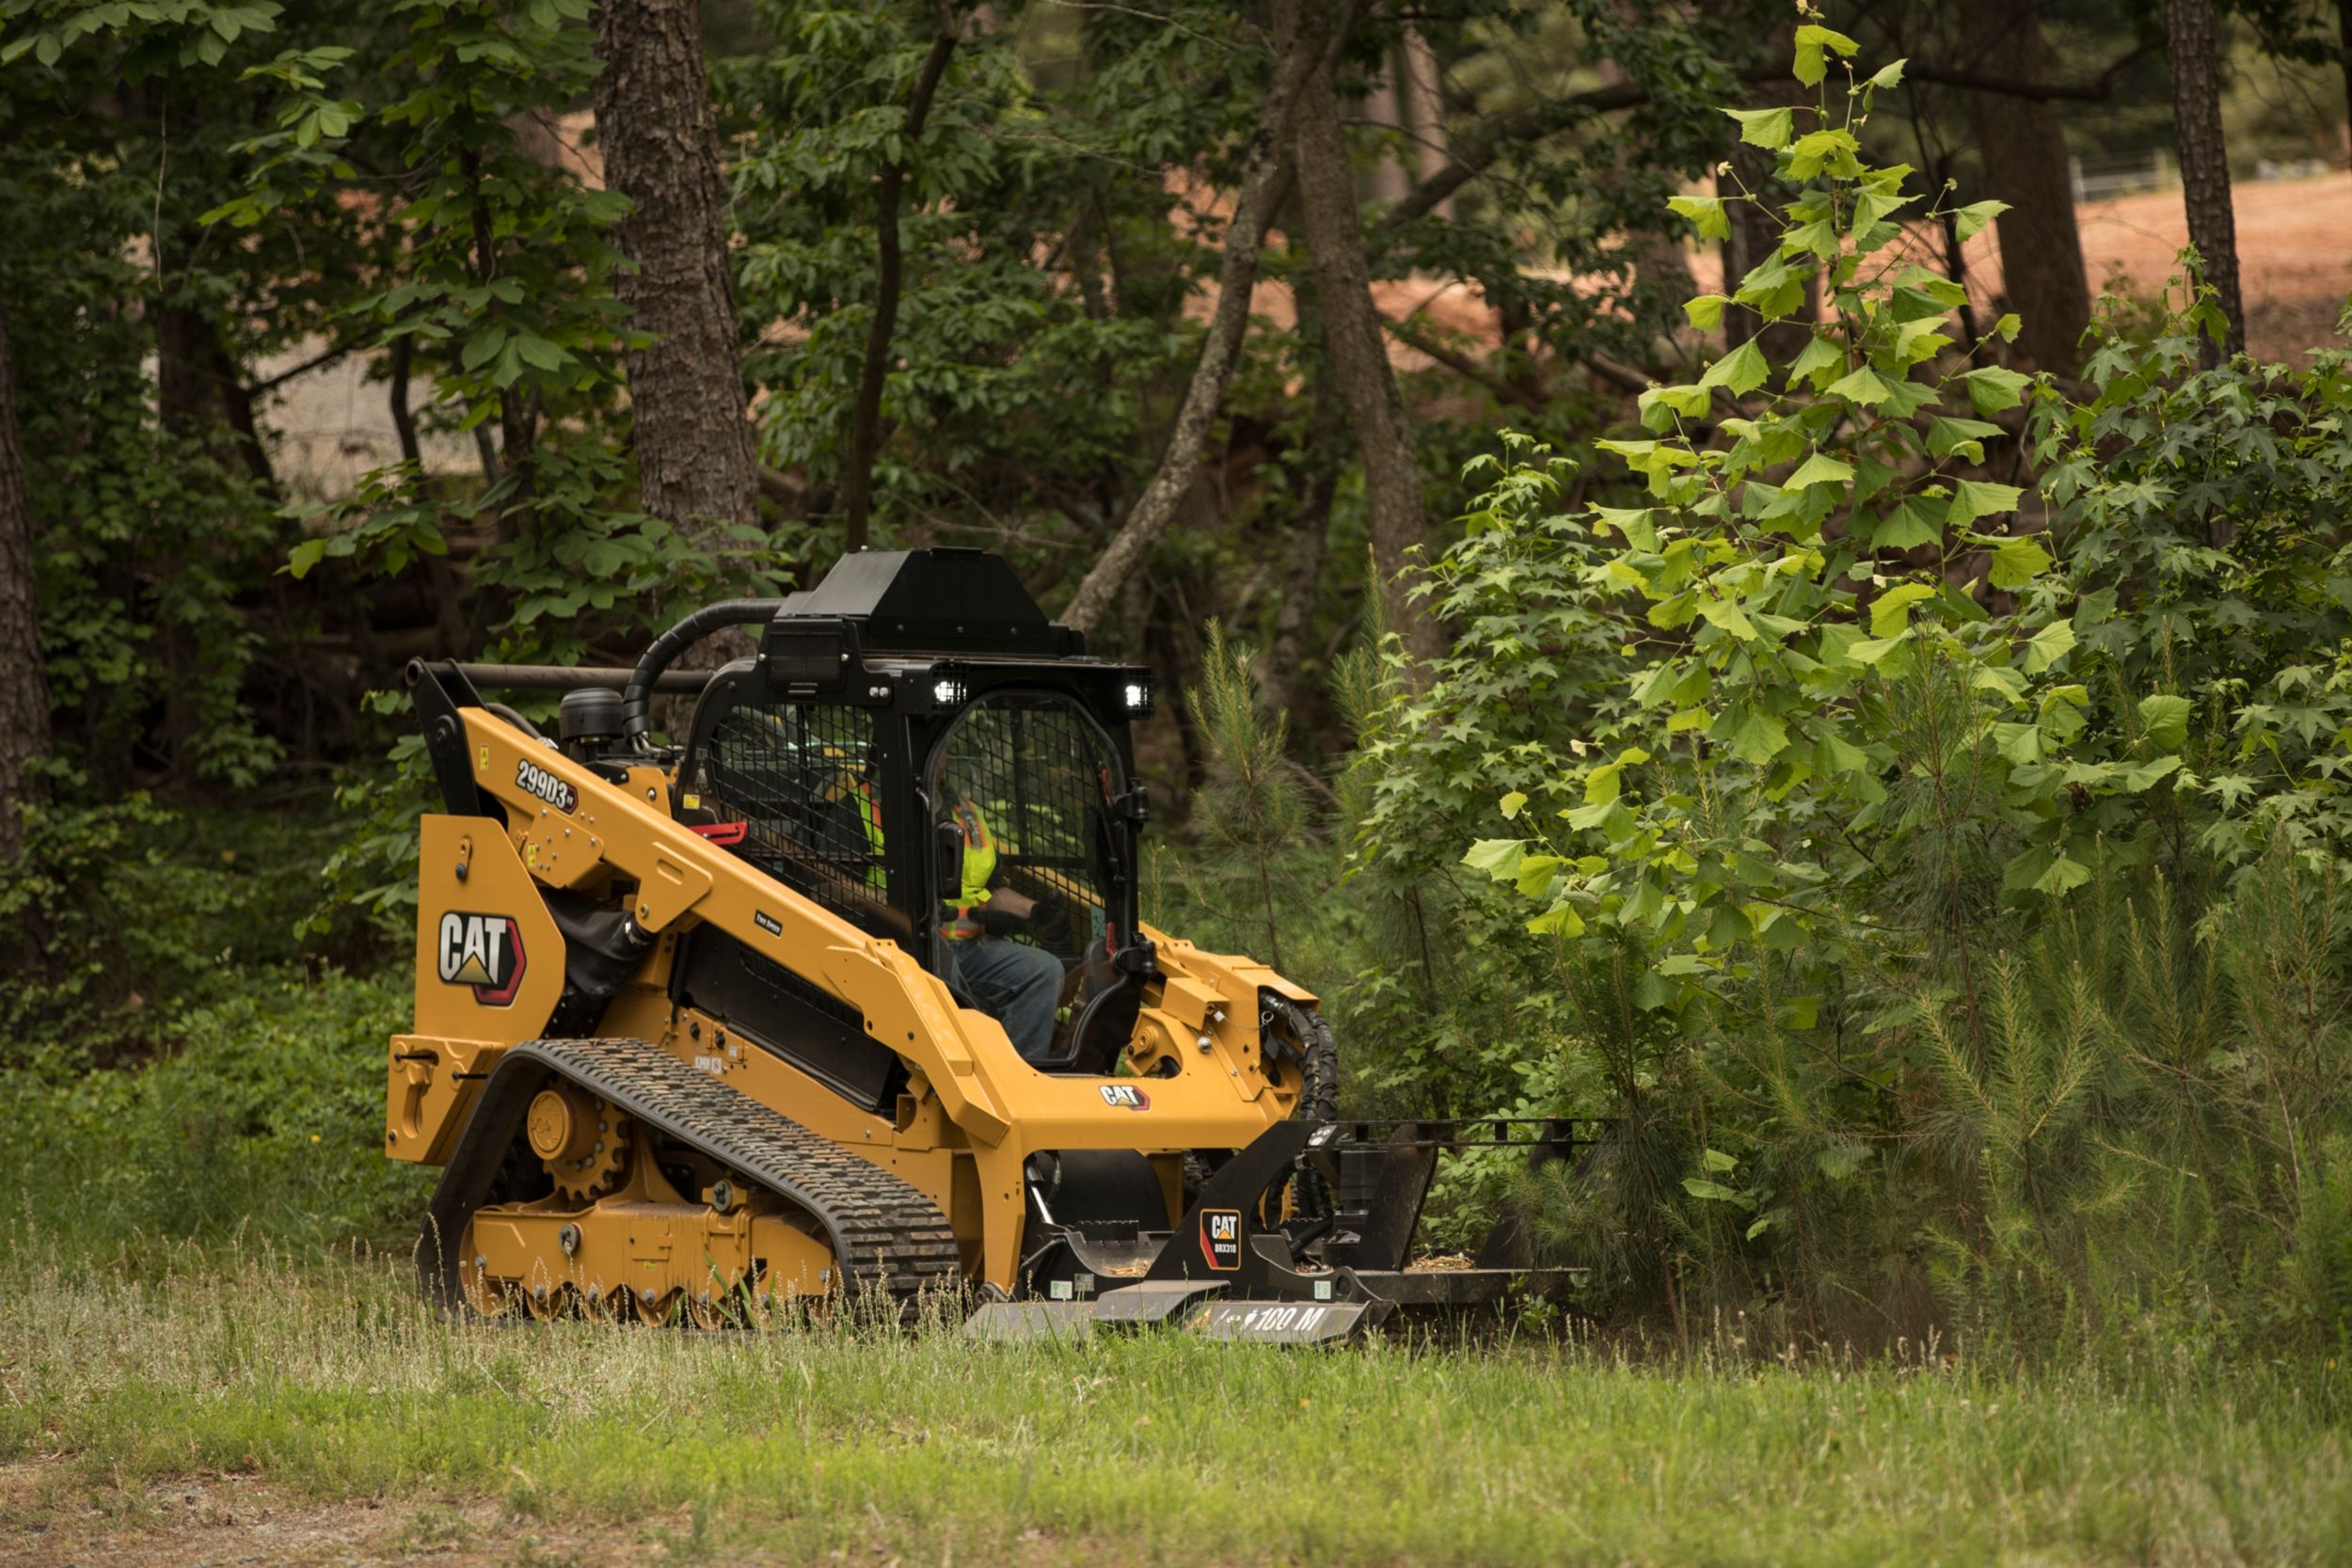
[{"left": 966, "top": 1117, "right": 1606, "bottom": 1342}]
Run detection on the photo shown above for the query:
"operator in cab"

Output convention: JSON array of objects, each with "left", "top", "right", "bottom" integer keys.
[{"left": 938, "top": 795, "right": 1066, "bottom": 1061}]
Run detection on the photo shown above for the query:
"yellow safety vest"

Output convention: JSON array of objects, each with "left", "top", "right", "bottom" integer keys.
[
  {"left": 943, "top": 796, "right": 997, "bottom": 939},
  {"left": 850, "top": 779, "right": 887, "bottom": 891}
]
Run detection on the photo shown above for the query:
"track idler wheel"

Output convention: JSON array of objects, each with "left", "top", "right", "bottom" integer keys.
[{"left": 528, "top": 1079, "right": 631, "bottom": 1201}]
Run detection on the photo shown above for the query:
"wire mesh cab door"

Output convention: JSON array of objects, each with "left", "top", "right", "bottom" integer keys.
[
  {"left": 681, "top": 674, "right": 908, "bottom": 939},
  {"left": 924, "top": 689, "right": 1144, "bottom": 1071}
]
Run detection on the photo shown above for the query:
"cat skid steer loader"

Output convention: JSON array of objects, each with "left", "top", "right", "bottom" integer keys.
[{"left": 391, "top": 548, "right": 1588, "bottom": 1342}]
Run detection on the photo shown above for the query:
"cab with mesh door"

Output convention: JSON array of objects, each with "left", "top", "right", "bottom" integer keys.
[{"left": 674, "top": 549, "right": 1156, "bottom": 1083}]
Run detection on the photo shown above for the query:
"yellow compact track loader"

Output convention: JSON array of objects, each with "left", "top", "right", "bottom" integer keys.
[{"left": 391, "top": 548, "right": 1586, "bottom": 1341}]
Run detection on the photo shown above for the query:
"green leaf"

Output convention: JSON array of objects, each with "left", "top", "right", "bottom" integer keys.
[
  {"left": 1637, "top": 383, "right": 1712, "bottom": 431},
  {"left": 1463, "top": 838, "right": 1526, "bottom": 880},
  {"left": 1725, "top": 105, "right": 1793, "bottom": 150},
  {"left": 1963, "top": 365, "right": 2032, "bottom": 415},
  {"left": 1792, "top": 23, "right": 1859, "bottom": 87},
  {"left": 1813, "top": 728, "right": 1870, "bottom": 776},
  {"left": 1825, "top": 366, "right": 1896, "bottom": 405},
  {"left": 1954, "top": 199, "right": 2010, "bottom": 243},
  {"left": 1872, "top": 499, "right": 1943, "bottom": 550},
  {"left": 1699, "top": 340, "right": 1770, "bottom": 396},
  {"left": 2121, "top": 756, "right": 2183, "bottom": 792},
  {"left": 2022, "top": 617, "right": 2076, "bottom": 673},
  {"left": 1696, "top": 594, "right": 1758, "bottom": 641},
  {"left": 2034, "top": 854, "right": 2093, "bottom": 896},
  {"left": 1499, "top": 791, "right": 1527, "bottom": 820},
  {"left": 1787, "top": 128, "right": 1862, "bottom": 181},
  {"left": 1844, "top": 635, "right": 1905, "bottom": 666},
  {"left": 1784, "top": 452, "right": 1854, "bottom": 491},
  {"left": 1786, "top": 334, "right": 1846, "bottom": 389},
  {"left": 1894, "top": 316, "right": 1954, "bottom": 366},
  {"left": 1515, "top": 854, "right": 1565, "bottom": 897},
  {"left": 1869, "top": 582, "right": 1936, "bottom": 638},
  {"left": 1526, "top": 905, "right": 1586, "bottom": 938},
  {"left": 1702, "top": 1148, "right": 1738, "bottom": 1172},
  {"left": 286, "top": 539, "right": 327, "bottom": 579},
  {"left": 1989, "top": 534, "right": 2052, "bottom": 590},
  {"left": 514, "top": 334, "right": 565, "bottom": 372},
  {"left": 1994, "top": 312, "right": 2022, "bottom": 343},
  {"left": 1669, "top": 196, "right": 1730, "bottom": 241},
  {"left": 1683, "top": 1178, "right": 1747, "bottom": 1205},
  {"left": 1719, "top": 705, "right": 1790, "bottom": 765},
  {"left": 2138, "top": 693, "right": 2193, "bottom": 751},
  {"left": 1866, "top": 58, "right": 1907, "bottom": 89},
  {"left": 1926, "top": 416, "right": 2003, "bottom": 459},
  {"left": 1683, "top": 293, "right": 1730, "bottom": 331},
  {"left": 460, "top": 325, "right": 508, "bottom": 372},
  {"left": 1947, "top": 479, "right": 2024, "bottom": 526}
]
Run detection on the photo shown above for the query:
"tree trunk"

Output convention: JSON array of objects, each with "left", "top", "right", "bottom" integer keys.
[
  {"left": 1263, "top": 342, "right": 1346, "bottom": 719},
  {"left": 1060, "top": 3, "right": 1345, "bottom": 637},
  {"left": 2164, "top": 0, "right": 2247, "bottom": 360},
  {"left": 0, "top": 273, "right": 50, "bottom": 860},
  {"left": 591, "top": 0, "right": 760, "bottom": 546},
  {"left": 1398, "top": 28, "right": 1453, "bottom": 219},
  {"left": 838, "top": 20, "right": 958, "bottom": 552},
  {"left": 2338, "top": 0, "right": 2352, "bottom": 159},
  {"left": 389, "top": 335, "right": 421, "bottom": 468},
  {"left": 1962, "top": 0, "right": 2091, "bottom": 373},
  {"left": 1288, "top": 9, "right": 1443, "bottom": 674}
]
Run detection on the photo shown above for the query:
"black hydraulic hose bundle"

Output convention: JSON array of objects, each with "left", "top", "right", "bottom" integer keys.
[
  {"left": 618, "top": 599, "right": 790, "bottom": 740},
  {"left": 1263, "top": 993, "right": 1340, "bottom": 1224}
]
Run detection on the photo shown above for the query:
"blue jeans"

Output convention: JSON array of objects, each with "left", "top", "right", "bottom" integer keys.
[{"left": 946, "top": 937, "right": 1065, "bottom": 1061}]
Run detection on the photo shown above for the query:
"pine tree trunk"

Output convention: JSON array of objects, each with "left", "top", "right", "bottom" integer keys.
[
  {"left": 0, "top": 273, "right": 51, "bottom": 859},
  {"left": 593, "top": 0, "right": 760, "bottom": 544},
  {"left": 1290, "top": 14, "right": 1443, "bottom": 675},
  {"left": 1962, "top": 0, "right": 2091, "bottom": 373},
  {"left": 2164, "top": 0, "right": 2247, "bottom": 360}
]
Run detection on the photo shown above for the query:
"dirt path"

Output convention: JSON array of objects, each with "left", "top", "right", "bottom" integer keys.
[{"left": 0, "top": 1462, "right": 652, "bottom": 1568}]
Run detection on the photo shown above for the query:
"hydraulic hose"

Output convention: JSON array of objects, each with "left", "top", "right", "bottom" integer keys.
[
  {"left": 1264, "top": 993, "right": 1340, "bottom": 1221},
  {"left": 619, "top": 599, "right": 790, "bottom": 740}
]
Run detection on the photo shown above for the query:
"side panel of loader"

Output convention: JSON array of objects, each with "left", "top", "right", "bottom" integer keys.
[{"left": 387, "top": 816, "right": 565, "bottom": 1164}]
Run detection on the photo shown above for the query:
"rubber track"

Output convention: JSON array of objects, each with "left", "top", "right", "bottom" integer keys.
[{"left": 419, "top": 1037, "right": 961, "bottom": 1316}]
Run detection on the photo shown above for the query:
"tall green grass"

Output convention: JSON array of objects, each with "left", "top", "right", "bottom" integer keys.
[{"left": 4, "top": 1238, "right": 2346, "bottom": 1566}]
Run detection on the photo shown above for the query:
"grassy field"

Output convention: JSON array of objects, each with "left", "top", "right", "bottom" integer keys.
[{"left": 2, "top": 1239, "right": 2347, "bottom": 1566}]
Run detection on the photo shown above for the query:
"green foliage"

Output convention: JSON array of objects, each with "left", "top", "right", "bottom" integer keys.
[
  {"left": 0, "top": 792, "right": 368, "bottom": 1069},
  {"left": 0, "top": 967, "right": 425, "bottom": 1249},
  {"left": 1181, "top": 622, "right": 1314, "bottom": 973},
  {"left": 2040, "top": 276, "right": 2352, "bottom": 873},
  {"left": 1458, "top": 32, "right": 2116, "bottom": 1025},
  {"left": 1364, "top": 16, "right": 2352, "bottom": 1354}
]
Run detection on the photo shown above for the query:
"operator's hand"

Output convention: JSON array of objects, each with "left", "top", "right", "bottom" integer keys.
[{"left": 984, "top": 886, "right": 1039, "bottom": 920}]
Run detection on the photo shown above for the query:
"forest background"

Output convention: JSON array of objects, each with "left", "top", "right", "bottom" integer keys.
[{"left": 3, "top": 0, "right": 2352, "bottom": 1366}]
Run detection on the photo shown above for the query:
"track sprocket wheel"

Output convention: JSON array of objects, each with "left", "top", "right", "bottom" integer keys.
[{"left": 527, "top": 1079, "right": 632, "bottom": 1201}]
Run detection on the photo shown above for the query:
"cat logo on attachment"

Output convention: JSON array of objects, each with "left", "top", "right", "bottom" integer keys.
[
  {"left": 437, "top": 911, "right": 527, "bottom": 1006},
  {"left": 1200, "top": 1208, "right": 1243, "bottom": 1272}
]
